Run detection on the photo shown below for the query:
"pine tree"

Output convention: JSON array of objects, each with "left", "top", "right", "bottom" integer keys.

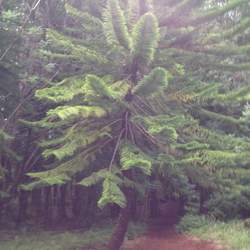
[
  {"left": 23, "top": 0, "right": 250, "bottom": 249},
  {"left": 0, "top": 0, "right": 24, "bottom": 205}
]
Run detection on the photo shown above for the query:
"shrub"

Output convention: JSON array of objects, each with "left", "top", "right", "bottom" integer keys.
[
  {"left": 176, "top": 214, "right": 209, "bottom": 233},
  {"left": 177, "top": 215, "right": 250, "bottom": 250},
  {"left": 205, "top": 191, "right": 250, "bottom": 220},
  {"left": 0, "top": 221, "right": 146, "bottom": 250},
  {"left": 243, "top": 218, "right": 250, "bottom": 228}
]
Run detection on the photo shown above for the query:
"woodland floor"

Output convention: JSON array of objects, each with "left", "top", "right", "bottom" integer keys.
[
  {"left": 123, "top": 221, "right": 225, "bottom": 250},
  {"left": 123, "top": 202, "right": 226, "bottom": 250}
]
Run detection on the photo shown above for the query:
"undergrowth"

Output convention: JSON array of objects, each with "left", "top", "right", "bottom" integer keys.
[
  {"left": 0, "top": 221, "right": 146, "bottom": 250},
  {"left": 177, "top": 214, "right": 250, "bottom": 250}
]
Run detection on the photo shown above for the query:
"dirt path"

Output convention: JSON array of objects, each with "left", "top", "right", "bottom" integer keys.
[
  {"left": 124, "top": 223, "right": 223, "bottom": 250},
  {"left": 124, "top": 201, "right": 224, "bottom": 250}
]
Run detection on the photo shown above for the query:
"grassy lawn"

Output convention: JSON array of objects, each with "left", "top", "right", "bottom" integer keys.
[
  {"left": 0, "top": 222, "right": 146, "bottom": 250},
  {"left": 177, "top": 215, "right": 250, "bottom": 250}
]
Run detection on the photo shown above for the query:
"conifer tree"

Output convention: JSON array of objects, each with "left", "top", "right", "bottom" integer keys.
[
  {"left": 24, "top": 0, "right": 250, "bottom": 249},
  {"left": 0, "top": 0, "right": 24, "bottom": 205}
]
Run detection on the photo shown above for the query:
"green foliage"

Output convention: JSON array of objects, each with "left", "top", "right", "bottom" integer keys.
[
  {"left": 126, "top": 222, "right": 147, "bottom": 240},
  {"left": 0, "top": 67, "right": 20, "bottom": 115},
  {"left": 0, "top": 221, "right": 146, "bottom": 250},
  {"left": 21, "top": 153, "right": 92, "bottom": 190},
  {"left": 131, "top": 12, "right": 159, "bottom": 65},
  {"left": 178, "top": 216, "right": 250, "bottom": 250},
  {"left": 86, "top": 74, "right": 116, "bottom": 100},
  {"left": 244, "top": 219, "right": 250, "bottom": 228},
  {"left": 126, "top": 0, "right": 140, "bottom": 26},
  {"left": 157, "top": 156, "right": 193, "bottom": 198},
  {"left": 17, "top": 0, "right": 250, "bottom": 223},
  {"left": 79, "top": 168, "right": 127, "bottom": 208},
  {"left": 132, "top": 67, "right": 169, "bottom": 97},
  {"left": 98, "top": 175, "right": 126, "bottom": 208},
  {"left": 175, "top": 141, "right": 210, "bottom": 151},
  {"left": 176, "top": 214, "right": 209, "bottom": 233},
  {"left": 0, "top": 130, "right": 13, "bottom": 142},
  {"left": 242, "top": 103, "right": 250, "bottom": 124},
  {"left": 0, "top": 130, "right": 20, "bottom": 161},
  {"left": 0, "top": 166, "right": 5, "bottom": 181},
  {"left": 183, "top": 125, "right": 250, "bottom": 151},
  {"left": 224, "top": 16, "right": 250, "bottom": 38},
  {"left": 205, "top": 192, "right": 248, "bottom": 220},
  {"left": 35, "top": 77, "right": 85, "bottom": 103},
  {"left": 26, "top": 172, "right": 71, "bottom": 187},
  {"left": 198, "top": 150, "right": 250, "bottom": 168},
  {"left": 103, "top": 0, "right": 132, "bottom": 50},
  {"left": 149, "top": 125, "right": 178, "bottom": 143},
  {"left": 43, "top": 29, "right": 107, "bottom": 65},
  {"left": 47, "top": 105, "right": 107, "bottom": 120},
  {"left": 120, "top": 143, "right": 152, "bottom": 175},
  {"left": 42, "top": 127, "right": 110, "bottom": 160},
  {"left": 132, "top": 114, "right": 193, "bottom": 143},
  {"left": 133, "top": 114, "right": 194, "bottom": 130},
  {"left": 78, "top": 169, "right": 109, "bottom": 187},
  {"left": 189, "top": 0, "right": 249, "bottom": 26},
  {"left": 65, "top": 3, "right": 103, "bottom": 33}
]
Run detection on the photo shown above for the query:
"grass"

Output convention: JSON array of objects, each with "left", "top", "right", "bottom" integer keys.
[
  {"left": 0, "top": 221, "right": 146, "bottom": 250},
  {"left": 177, "top": 214, "right": 250, "bottom": 250}
]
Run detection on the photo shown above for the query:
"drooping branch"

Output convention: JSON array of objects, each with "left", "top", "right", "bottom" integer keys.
[{"left": 133, "top": 123, "right": 159, "bottom": 146}]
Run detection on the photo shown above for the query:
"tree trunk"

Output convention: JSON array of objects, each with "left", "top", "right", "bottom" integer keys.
[
  {"left": 44, "top": 187, "right": 51, "bottom": 226},
  {"left": 58, "top": 185, "right": 67, "bottom": 220},
  {"left": 179, "top": 196, "right": 186, "bottom": 216},
  {"left": 0, "top": 199, "right": 3, "bottom": 224},
  {"left": 16, "top": 190, "right": 29, "bottom": 226},
  {"left": 85, "top": 187, "right": 98, "bottom": 227},
  {"left": 31, "top": 188, "right": 42, "bottom": 223},
  {"left": 107, "top": 189, "right": 132, "bottom": 250},
  {"left": 110, "top": 204, "right": 120, "bottom": 219},
  {"left": 131, "top": 190, "right": 137, "bottom": 221},
  {"left": 73, "top": 185, "right": 81, "bottom": 219},
  {"left": 199, "top": 188, "right": 208, "bottom": 214},
  {"left": 149, "top": 188, "right": 159, "bottom": 218}
]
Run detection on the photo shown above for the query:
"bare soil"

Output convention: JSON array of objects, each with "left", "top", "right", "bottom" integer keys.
[
  {"left": 123, "top": 201, "right": 224, "bottom": 250},
  {"left": 123, "top": 223, "right": 223, "bottom": 250}
]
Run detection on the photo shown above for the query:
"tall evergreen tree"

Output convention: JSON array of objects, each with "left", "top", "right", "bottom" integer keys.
[{"left": 22, "top": 0, "right": 250, "bottom": 249}]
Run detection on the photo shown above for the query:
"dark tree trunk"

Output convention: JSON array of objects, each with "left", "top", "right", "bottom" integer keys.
[
  {"left": 44, "top": 187, "right": 51, "bottom": 226},
  {"left": 110, "top": 204, "right": 120, "bottom": 219},
  {"left": 131, "top": 190, "right": 137, "bottom": 221},
  {"left": 73, "top": 185, "right": 81, "bottom": 218},
  {"left": 73, "top": 185, "right": 96, "bottom": 227},
  {"left": 85, "top": 187, "right": 98, "bottom": 227},
  {"left": 107, "top": 189, "right": 132, "bottom": 250},
  {"left": 0, "top": 199, "right": 3, "bottom": 224},
  {"left": 31, "top": 188, "right": 42, "bottom": 223},
  {"left": 199, "top": 188, "right": 208, "bottom": 214},
  {"left": 179, "top": 196, "right": 186, "bottom": 216},
  {"left": 149, "top": 189, "right": 159, "bottom": 218},
  {"left": 58, "top": 185, "right": 67, "bottom": 220},
  {"left": 16, "top": 190, "right": 29, "bottom": 226}
]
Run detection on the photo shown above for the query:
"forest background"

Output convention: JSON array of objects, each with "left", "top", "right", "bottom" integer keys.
[{"left": 1, "top": 0, "right": 250, "bottom": 250}]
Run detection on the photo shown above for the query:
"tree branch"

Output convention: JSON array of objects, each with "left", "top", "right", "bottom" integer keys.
[
  {"left": 0, "top": 0, "right": 43, "bottom": 61},
  {"left": 109, "top": 129, "right": 125, "bottom": 171}
]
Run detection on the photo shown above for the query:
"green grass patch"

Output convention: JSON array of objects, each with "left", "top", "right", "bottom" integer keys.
[
  {"left": 177, "top": 214, "right": 250, "bottom": 250},
  {"left": 0, "top": 221, "right": 146, "bottom": 250}
]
